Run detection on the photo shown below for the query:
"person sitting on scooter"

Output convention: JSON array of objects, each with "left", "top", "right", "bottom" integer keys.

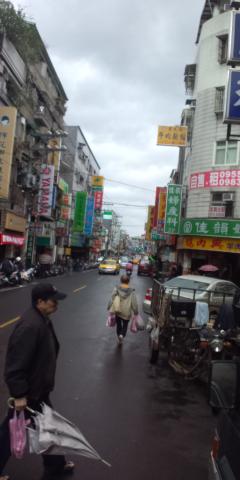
[{"left": 126, "top": 262, "right": 133, "bottom": 275}]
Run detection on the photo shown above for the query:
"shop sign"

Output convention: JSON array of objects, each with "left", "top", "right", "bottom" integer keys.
[
  {"left": 65, "top": 247, "right": 71, "bottom": 256},
  {"left": 48, "top": 137, "right": 61, "bottom": 181},
  {"left": 151, "top": 230, "right": 161, "bottom": 241},
  {"left": 0, "top": 107, "right": 17, "bottom": 199},
  {"left": 209, "top": 206, "right": 225, "bottom": 218},
  {"left": 0, "top": 233, "right": 24, "bottom": 246},
  {"left": 180, "top": 218, "right": 240, "bottom": 238},
  {"left": 164, "top": 185, "right": 182, "bottom": 234},
  {"left": 73, "top": 191, "right": 87, "bottom": 232},
  {"left": 145, "top": 206, "right": 155, "bottom": 241},
  {"left": 91, "top": 176, "right": 104, "bottom": 188},
  {"left": 228, "top": 11, "right": 240, "bottom": 65},
  {"left": 190, "top": 169, "right": 240, "bottom": 190},
  {"left": 158, "top": 188, "right": 167, "bottom": 221},
  {"left": 58, "top": 177, "right": 69, "bottom": 193},
  {"left": 153, "top": 187, "right": 161, "bottom": 227},
  {"left": 103, "top": 210, "right": 112, "bottom": 221},
  {"left": 177, "top": 236, "right": 240, "bottom": 255},
  {"left": 84, "top": 196, "right": 94, "bottom": 236},
  {"left": 224, "top": 69, "right": 240, "bottom": 124},
  {"left": 157, "top": 126, "right": 187, "bottom": 147},
  {"left": 5, "top": 212, "right": 26, "bottom": 233},
  {"left": 94, "top": 191, "right": 103, "bottom": 210},
  {"left": 61, "top": 194, "right": 72, "bottom": 207},
  {"left": 26, "top": 232, "right": 34, "bottom": 260},
  {"left": 60, "top": 207, "right": 71, "bottom": 221},
  {"left": 38, "top": 165, "right": 55, "bottom": 217}
]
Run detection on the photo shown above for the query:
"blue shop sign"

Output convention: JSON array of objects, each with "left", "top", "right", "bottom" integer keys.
[
  {"left": 224, "top": 69, "right": 240, "bottom": 124},
  {"left": 229, "top": 11, "right": 240, "bottom": 64},
  {"left": 84, "top": 196, "right": 94, "bottom": 236}
]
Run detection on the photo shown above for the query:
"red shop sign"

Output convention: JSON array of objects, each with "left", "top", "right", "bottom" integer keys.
[{"left": 0, "top": 234, "right": 25, "bottom": 246}]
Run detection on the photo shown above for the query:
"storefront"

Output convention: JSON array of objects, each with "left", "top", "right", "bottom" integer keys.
[
  {"left": 177, "top": 236, "right": 240, "bottom": 284},
  {"left": 0, "top": 212, "right": 26, "bottom": 260}
]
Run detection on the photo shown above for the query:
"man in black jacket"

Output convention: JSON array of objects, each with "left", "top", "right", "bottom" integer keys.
[{"left": 0, "top": 283, "right": 74, "bottom": 480}]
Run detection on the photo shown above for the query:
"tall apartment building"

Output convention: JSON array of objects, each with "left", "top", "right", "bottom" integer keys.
[{"left": 177, "top": 0, "right": 240, "bottom": 283}]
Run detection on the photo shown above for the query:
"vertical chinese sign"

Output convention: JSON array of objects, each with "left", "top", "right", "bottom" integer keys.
[
  {"left": 38, "top": 165, "right": 55, "bottom": 217},
  {"left": 0, "top": 107, "right": 17, "bottom": 199},
  {"left": 73, "top": 191, "right": 87, "bottom": 232},
  {"left": 145, "top": 206, "right": 155, "bottom": 241},
  {"left": 164, "top": 184, "right": 182, "bottom": 234},
  {"left": 84, "top": 196, "right": 95, "bottom": 236}
]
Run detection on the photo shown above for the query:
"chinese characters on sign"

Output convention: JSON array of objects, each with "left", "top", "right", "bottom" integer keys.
[
  {"left": 190, "top": 169, "right": 240, "bottom": 189},
  {"left": 94, "top": 191, "right": 103, "bottom": 211},
  {"left": 209, "top": 206, "right": 226, "bottom": 218},
  {"left": 157, "top": 126, "right": 188, "bottom": 147},
  {"left": 91, "top": 176, "right": 104, "bottom": 188},
  {"left": 0, "top": 107, "right": 17, "bottom": 199},
  {"left": 73, "top": 191, "right": 87, "bottom": 233},
  {"left": 177, "top": 236, "right": 240, "bottom": 255},
  {"left": 84, "top": 196, "right": 94, "bottom": 236},
  {"left": 38, "top": 165, "right": 55, "bottom": 217},
  {"left": 164, "top": 185, "right": 182, "bottom": 235},
  {"left": 180, "top": 218, "right": 240, "bottom": 239}
]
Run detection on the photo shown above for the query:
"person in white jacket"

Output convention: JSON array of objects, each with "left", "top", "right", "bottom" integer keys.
[{"left": 108, "top": 274, "right": 139, "bottom": 344}]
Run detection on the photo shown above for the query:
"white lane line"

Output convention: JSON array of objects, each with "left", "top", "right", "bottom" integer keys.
[{"left": 73, "top": 285, "right": 87, "bottom": 293}]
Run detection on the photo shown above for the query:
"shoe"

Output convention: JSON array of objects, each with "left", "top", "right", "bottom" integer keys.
[
  {"left": 118, "top": 335, "right": 123, "bottom": 344},
  {"left": 63, "top": 461, "right": 75, "bottom": 473}
]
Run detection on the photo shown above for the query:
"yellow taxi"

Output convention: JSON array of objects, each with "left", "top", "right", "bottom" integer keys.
[
  {"left": 98, "top": 258, "right": 120, "bottom": 275},
  {"left": 132, "top": 256, "right": 141, "bottom": 265}
]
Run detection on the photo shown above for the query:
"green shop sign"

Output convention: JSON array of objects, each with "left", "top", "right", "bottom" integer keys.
[
  {"left": 180, "top": 218, "right": 240, "bottom": 238},
  {"left": 73, "top": 192, "right": 87, "bottom": 232},
  {"left": 164, "top": 184, "right": 182, "bottom": 234}
]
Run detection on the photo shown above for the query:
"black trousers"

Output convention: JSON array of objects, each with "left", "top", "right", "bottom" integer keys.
[
  {"left": 0, "top": 396, "right": 66, "bottom": 476},
  {"left": 116, "top": 316, "right": 129, "bottom": 337}
]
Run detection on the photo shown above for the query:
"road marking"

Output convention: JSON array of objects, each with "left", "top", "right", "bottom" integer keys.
[
  {"left": 73, "top": 285, "right": 87, "bottom": 293},
  {"left": 0, "top": 316, "right": 20, "bottom": 329}
]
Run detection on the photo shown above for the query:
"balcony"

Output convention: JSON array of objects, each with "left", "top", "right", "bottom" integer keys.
[{"left": 33, "top": 105, "right": 52, "bottom": 129}]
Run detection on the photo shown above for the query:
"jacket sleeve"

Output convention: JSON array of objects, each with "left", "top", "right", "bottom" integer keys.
[
  {"left": 131, "top": 291, "right": 139, "bottom": 315},
  {"left": 107, "top": 287, "right": 117, "bottom": 310},
  {"left": 4, "top": 323, "right": 38, "bottom": 398}
]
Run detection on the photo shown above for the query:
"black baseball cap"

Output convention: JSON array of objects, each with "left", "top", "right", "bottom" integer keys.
[{"left": 32, "top": 283, "right": 67, "bottom": 303}]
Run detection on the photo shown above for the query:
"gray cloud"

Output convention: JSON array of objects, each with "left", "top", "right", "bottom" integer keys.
[{"left": 13, "top": 0, "right": 204, "bottom": 235}]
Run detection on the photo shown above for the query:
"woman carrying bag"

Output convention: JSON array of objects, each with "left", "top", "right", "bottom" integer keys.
[{"left": 108, "top": 274, "right": 139, "bottom": 344}]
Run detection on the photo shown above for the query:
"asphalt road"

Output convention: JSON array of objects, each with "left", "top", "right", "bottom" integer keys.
[{"left": 0, "top": 268, "right": 215, "bottom": 480}]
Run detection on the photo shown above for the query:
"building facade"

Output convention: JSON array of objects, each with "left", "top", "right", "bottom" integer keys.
[{"left": 177, "top": 0, "right": 240, "bottom": 283}]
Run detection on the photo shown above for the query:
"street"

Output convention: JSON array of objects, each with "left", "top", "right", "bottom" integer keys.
[{"left": 0, "top": 268, "right": 215, "bottom": 480}]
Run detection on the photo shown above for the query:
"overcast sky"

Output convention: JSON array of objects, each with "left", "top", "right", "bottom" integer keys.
[{"left": 12, "top": 0, "right": 204, "bottom": 236}]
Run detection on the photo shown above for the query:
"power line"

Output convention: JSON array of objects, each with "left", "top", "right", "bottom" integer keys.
[
  {"left": 104, "top": 178, "right": 154, "bottom": 192},
  {"left": 103, "top": 201, "right": 148, "bottom": 208}
]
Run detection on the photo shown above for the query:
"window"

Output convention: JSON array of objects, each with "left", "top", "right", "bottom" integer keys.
[
  {"left": 215, "top": 87, "right": 225, "bottom": 114},
  {"left": 210, "top": 192, "right": 235, "bottom": 218},
  {"left": 218, "top": 35, "right": 228, "bottom": 64},
  {"left": 214, "top": 141, "right": 239, "bottom": 166}
]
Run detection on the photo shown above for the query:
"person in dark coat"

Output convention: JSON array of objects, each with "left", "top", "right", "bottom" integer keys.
[{"left": 0, "top": 283, "right": 74, "bottom": 480}]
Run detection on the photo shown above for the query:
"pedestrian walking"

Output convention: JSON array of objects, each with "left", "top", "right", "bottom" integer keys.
[
  {"left": 108, "top": 274, "right": 139, "bottom": 345},
  {"left": 0, "top": 283, "right": 75, "bottom": 480}
]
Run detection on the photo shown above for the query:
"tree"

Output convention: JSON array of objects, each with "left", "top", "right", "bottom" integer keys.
[{"left": 0, "top": 0, "right": 41, "bottom": 63}]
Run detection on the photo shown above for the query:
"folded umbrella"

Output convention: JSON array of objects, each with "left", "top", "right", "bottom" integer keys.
[{"left": 28, "top": 403, "right": 111, "bottom": 467}]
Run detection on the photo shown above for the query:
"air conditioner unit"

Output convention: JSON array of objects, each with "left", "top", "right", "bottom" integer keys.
[{"left": 223, "top": 192, "right": 234, "bottom": 202}]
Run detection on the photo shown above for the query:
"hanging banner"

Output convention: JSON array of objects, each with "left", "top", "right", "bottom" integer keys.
[
  {"left": 73, "top": 191, "right": 87, "bottom": 232},
  {"left": 48, "top": 137, "right": 62, "bottom": 176},
  {"left": 94, "top": 190, "right": 103, "bottom": 210},
  {"left": 84, "top": 196, "right": 95, "bottom": 236},
  {"left": 164, "top": 184, "right": 182, "bottom": 234},
  {"left": 145, "top": 206, "right": 155, "bottom": 241},
  {"left": 0, "top": 106, "right": 17, "bottom": 199},
  {"left": 38, "top": 165, "right": 55, "bottom": 217},
  {"left": 157, "top": 126, "right": 187, "bottom": 147},
  {"left": 153, "top": 187, "right": 161, "bottom": 228}
]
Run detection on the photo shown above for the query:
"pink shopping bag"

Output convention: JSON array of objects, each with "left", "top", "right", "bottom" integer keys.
[
  {"left": 106, "top": 312, "right": 116, "bottom": 327},
  {"left": 130, "top": 315, "right": 138, "bottom": 333},
  {"left": 9, "top": 410, "right": 28, "bottom": 459}
]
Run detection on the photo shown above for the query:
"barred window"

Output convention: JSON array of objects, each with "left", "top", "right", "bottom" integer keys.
[
  {"left": 215, "top": 87, "right": 225, "bottom": 114},
  {"left": 218, "top": 35, "right": 228, "bottom": 64}
]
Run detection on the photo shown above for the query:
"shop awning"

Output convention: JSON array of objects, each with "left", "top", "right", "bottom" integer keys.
[{"left": 0, "top": 233, "right": 25, "bottom": 246}]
